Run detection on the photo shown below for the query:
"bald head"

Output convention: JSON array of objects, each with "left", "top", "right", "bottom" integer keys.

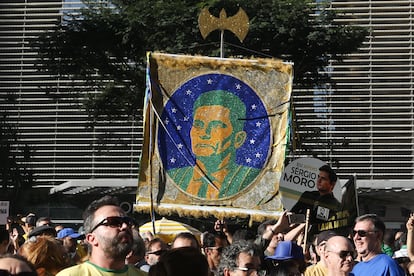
[
  {"left": 324, "top": 236, "right": 355, "bottom": 275},
  {"left": 326, "top": 236, "right": 353, "bottom": 252}
]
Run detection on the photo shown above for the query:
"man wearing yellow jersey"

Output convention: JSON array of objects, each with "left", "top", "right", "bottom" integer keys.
[{"left": 56, "top": 196, "right": 146, "bottom": 276}]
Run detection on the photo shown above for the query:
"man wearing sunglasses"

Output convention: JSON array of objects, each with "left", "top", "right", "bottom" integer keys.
[
  {"left": 324, "top": 235, "right": 356, "bottom": 276},
  {"left": 56, "top": 196, "right": 146, "bottom": 276},
  {"left": 351, "top": 214, "right": 404, "bottom": 276},
  {"left": 202, "top": 231, "right": 229, "bottom": 275},
  {"left": 144, "top": 237, "right": 169, "bottom": 272},
  {"left": 217, "top": 240, "right": 262, "bottom": 276},
  {"left": 304, "top": 230, "right": 337, "bottom": 276}
]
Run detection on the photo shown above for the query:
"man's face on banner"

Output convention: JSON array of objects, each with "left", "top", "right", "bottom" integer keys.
[
  {"left": 190, "top": 105, "right": 234, "bottom": 157},
  {"left": 317, "top": 170, "right": 335, "bottom": 195}
]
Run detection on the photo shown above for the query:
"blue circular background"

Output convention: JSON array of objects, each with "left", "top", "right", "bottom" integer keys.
[{"left": 158, "top": 73, "right": 271, "bottom": 171}]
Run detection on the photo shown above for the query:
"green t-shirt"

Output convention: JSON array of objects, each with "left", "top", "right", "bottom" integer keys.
[
  {"left": 382, "top": 243, "right": 394, "bottom": 257},
  {"left": 56, "top": 261, "right": 147, "bottom": 276}
]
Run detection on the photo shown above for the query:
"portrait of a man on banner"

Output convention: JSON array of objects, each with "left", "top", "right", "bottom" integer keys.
[{"left": 158, "top": 74, "right": 271, "bottom": 200}]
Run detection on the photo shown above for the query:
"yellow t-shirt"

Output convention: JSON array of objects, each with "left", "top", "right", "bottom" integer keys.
[
  {"left": 56, "top": 261, "right": 147, "bottom": 276},
  {"left": 304, "top": 261, "right": 327, "bottom": 276}
]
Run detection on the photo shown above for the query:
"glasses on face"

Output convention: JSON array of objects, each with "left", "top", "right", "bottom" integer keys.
[
  {"left": 234, "top": 267, "right": 265, "bottom": 276},
  {"left": 352, "top": 229, "right": 378, "bottom": 237},
  {"left": 90, "top": 216, "right": 133, "bottom": 233},
  {"left": 146, "top": 249, "right": 166, "bottom": 256},
  {"left": 0, "top": 270, "right": 37, "bottom": 276},
  {"left": 208, "top": 246, "right": 223, "bottom": 253},
  {"left": 328, "top": 250, "right": 357, "bottom": 259}
]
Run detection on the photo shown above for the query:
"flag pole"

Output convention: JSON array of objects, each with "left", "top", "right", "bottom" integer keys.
[
  {"left": 149, "top": 99, "right": 156, "bottom": 235},
  {"left": 145, "top": 53, "right": 156, "bottom": 235},
  {"left": 354, "top": 173, "right": 359, "bottom": 217},
  {"left": 220, "top": 29, "right": 225, "bottom": 58},
  {"left": 303, "top": 208, "right": 311, "bottom": 253}
]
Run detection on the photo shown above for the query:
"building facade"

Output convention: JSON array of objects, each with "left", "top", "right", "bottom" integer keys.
[
  {"left": 293, "top": 0, "right": 414, "bottom": 225},
  {"left": 0, "top": 0, "right": 141, "bottom": 185},
  {"left": 0, "top": 0, "right": 140, "bottom": 218}
]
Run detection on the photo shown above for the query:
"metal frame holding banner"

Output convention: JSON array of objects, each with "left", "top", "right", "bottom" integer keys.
[{"left": 136, "top": 52, "right": 293, "bottom": 222}]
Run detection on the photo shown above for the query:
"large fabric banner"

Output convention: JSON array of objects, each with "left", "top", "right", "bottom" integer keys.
[{"left": 136, "top": 52, "right": 293, "bottom": 221}]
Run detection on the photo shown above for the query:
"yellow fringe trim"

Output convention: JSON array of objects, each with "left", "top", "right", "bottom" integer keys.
[
  {"left": 134, "top": 205, "right": 281, "bottom": 227},
  {"left": 149, "top": 52, "right": 293, "bottom": 75}
]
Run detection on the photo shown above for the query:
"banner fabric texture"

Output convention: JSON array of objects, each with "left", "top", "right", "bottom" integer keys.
[{"left": 136, "top": 52, "right": 293, "bottom": 222}]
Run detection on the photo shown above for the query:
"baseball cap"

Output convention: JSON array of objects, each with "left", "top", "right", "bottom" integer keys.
[
  {"left": 28, "top": 225, "right": 56, "bottom": 238},
  {"left": 316, "top": 230, "right": 337, "bottom": 246},
  {"left": 57, "top": 228, "right": 82, "bottom": 239},
  {"left": 265, "top": 241, "right": 304, "bottom": 261}
]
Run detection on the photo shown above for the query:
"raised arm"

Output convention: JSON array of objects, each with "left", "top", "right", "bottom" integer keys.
[
  {"left": 407, "top": 213, "right": 414, "bottom": 261},
  {"left": 214, "top": 219, "right": 232, "bottom": 244},
  {"left": 262, "top": 211, "right": 290, "bottom": 241}
]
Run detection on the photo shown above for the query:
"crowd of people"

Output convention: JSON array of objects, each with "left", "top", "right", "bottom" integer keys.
[{"left": 2, "top": 194, "right": 414, "bottom": 276}]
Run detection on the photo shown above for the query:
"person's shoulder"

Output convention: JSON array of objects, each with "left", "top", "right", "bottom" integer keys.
[
  {"left": 167, "top": 166, "right": 193, "bottom": 186},
  {"left": 232, "top": 164, "right": 260, "bottom": 182},
  {"left": 168, "top": 165, "right": 192, "bottom": 173},
  {"left": 304, "top": 261, "right": 327, "bottom": 276},
  {"left": 127, "top": 265, "right": 148, "bottom": 276},
  {"left": 320, "top": 193, "right": 341, "bottom": 207},
  {"left": 138, "top": 263, "right": 150, "bottom": 273},
  {"left": 370, "top": 254, "right": 403, "bottom": 268},
  {"left": 167, "top": 166, "right": 192, "bottom": 177},
  {"left": 55, "top": 263, "right": 86, "bottom": 276},
  {"left": 376, "top": 253, "right": 396, "bottom": 261},
  {"left": 301, "top": 190, "right": 319, "bottom": 197},
  {"left": 375, "top": 254, "right": 406, "bottom": 275}
]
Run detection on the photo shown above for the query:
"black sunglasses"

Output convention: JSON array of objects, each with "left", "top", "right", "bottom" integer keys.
[
  {"left": 90, "top": 216, "right": 133, "bottom": 233},
  {"left": 328, "top": 250, "right": 357, "bottom": 259},
  {"left": 146, "top": 249, "right": 166, "bottom": 256},
  {"left": 0, "top": 270, "right": 37, "bottom": 276},
  {"left": 352, "top": 229, "right": 377, "bottom": 237}
]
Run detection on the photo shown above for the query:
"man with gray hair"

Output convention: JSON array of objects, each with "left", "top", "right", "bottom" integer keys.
[
  {"left": 351, "top": 214, "right": 404, "bottom": 276},
  {"left": 217, "top": 240, "right": 262, "bottom": 276}
]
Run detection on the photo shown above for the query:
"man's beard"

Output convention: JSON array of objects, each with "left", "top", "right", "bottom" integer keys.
[{"left": 101, "top": 232, "right": 132, "bottom": 259}]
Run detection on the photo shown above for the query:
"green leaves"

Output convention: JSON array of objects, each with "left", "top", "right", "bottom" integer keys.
[{"left": 34, "top": 0, "right": 367, "bottom": 119}]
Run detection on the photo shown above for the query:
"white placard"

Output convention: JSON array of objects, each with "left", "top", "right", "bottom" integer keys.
[
  {"left": 279, "top": 158, "right": 341, "bottom": 210},
  {"left": 0, "top": 201, "right": 9, "bottom": 225}
]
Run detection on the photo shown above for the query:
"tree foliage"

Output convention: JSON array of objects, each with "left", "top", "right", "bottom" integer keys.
[
  {"left": 33, "top": 0, "right": 367, "bottom": 120},
  {"left": 0, "top": 112, "right": 33, "bottom": 194}
]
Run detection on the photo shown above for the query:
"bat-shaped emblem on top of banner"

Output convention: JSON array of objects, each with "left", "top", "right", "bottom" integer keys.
[{"left": 198, "top": 8, "right": 249, "bottom": 42}]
